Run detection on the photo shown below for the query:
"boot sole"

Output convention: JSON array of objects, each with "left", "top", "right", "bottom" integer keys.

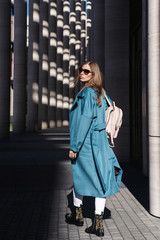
[
  {"left": 65, "top": 219, "right": 84, "bottom": 226},
  {"left": 85, "top": 229, "right": 104, "bottom": 237}
]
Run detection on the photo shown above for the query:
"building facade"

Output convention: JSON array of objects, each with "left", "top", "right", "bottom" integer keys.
[{"left": 0, "top": 0, "right": 159, "bottom": 217}]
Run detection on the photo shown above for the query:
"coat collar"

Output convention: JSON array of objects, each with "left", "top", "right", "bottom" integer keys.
[
  {"left": 70, "top": 87, "right": 96, "bottom": 111},
  {"left": 70, "top": 92, "right": 84, "bottom": 111}
]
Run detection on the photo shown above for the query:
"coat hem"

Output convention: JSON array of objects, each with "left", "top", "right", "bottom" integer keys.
[{"left": 74, "top": 186, "right": 121, "bottom": 198}]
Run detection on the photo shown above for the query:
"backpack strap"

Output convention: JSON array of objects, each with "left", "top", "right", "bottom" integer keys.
[
  {"left": 107, "top": 133, "right": 115, "bottom": 148},
  {"left": 104, "top": 93, "right": 112, "bottom": 107},
  {"left": 104, "top": 94, "right": 115, "bottom": 148}
]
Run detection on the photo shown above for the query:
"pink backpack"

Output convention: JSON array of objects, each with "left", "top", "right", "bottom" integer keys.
[{"left": 105, "top": 95, "right": 123, "bottom": 147}]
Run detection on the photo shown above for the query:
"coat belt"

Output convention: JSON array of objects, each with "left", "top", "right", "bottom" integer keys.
[{"left": 93, "top": 122, "right": 106, "bottom": 131}]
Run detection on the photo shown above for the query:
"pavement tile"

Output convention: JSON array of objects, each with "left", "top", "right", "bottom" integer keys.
[{"left": 0, "top": 133, "right": 160, "bottom": 240}]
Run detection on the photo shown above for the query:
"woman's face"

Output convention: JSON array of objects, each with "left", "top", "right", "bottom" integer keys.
[{"left": 79, "top": 63, "right": 93, "bottom": 83}]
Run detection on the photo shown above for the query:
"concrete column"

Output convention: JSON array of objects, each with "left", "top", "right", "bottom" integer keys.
[
  {"left": 48, "top": 0, "right": 57, "bottom": 128},
  {"left": 86, "top": 0, "right": 92, "bottom": 61},
  {"left": 0, "top": 0, "right": 11, "bottom": 138},
  {"left": 62, "top": 0, "right": 70, "bottom": 126},
  {"left": 38, "top": 0, "right": 49, "bottom": 130},
  {"left": 81, "top": 0, "right": 86, "bottom": 63},
  {"left": 56, "top": 0, "right": 63, "bottom": 127},
  {"left": 69, "top": 0, "right": 76, "bottom": 108},
  {"left": 10, "top": 5, "right": 14, "bottom": 125},
  {"left": 75, "top": 0, "right": 81, "bottom": 95},
  {"left": 26, "top": 0, "right": 40, "bottom": 131},
  {"left": 13, "top": 0, "right": 27, "bottom": 133},
  {"left": 142, "top": 0, "right": 148, "bottom": 176},
  {"left": 104, "top": 0, "right": 129, "bottom": 161},
  {"left": 148, "top": 0, "right": 160, "bottom": 218}
]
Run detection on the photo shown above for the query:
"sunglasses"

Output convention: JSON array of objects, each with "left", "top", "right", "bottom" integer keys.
[{"left": 79, "top": 67, "right": 92, "bottom": 75}]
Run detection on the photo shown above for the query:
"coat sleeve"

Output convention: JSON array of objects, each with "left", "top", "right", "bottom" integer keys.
[{"left": 70, "top": 91, "right": 96, "bottom": 153}]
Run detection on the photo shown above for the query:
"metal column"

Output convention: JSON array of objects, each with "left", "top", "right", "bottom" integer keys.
[
  {"left": 48, "top": 0, "right": 57, "bottom": 128},
  {"left": 63, "top": 0, "right": 70, "bottom": 126},
  {"left": 13, "top": 0, "right": 27, "bottom": 133},
  {"left": 75, "top": 0, "right": 81, "bottom": 95},
  {"left": 69, "top": 0, "right": 76, "bottom": 108},
  {"left": 56, "top": 0, "right": 63, "bottom": 127},
  {"left": 38, "top": 0, "right": 49, "bottom": 130},
  {"left": 0, "top": 0, "right": 11, "bottom": 138},
  {"left": 86, "top": 0, "right": 92, "bottom": 61},
  {"left": 26, "top": 0, "right": 40, "bottom": 131},
  {"left": 81, "top": 0, "right": 86, "bottom": 63}
]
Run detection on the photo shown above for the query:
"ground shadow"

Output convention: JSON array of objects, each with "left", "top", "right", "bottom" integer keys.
[
  {"left": 0, "top": 132, "right": 150, "bottom": 239},
  {"left": 120, "top": 162, "right": 149, "bottom": 212}
]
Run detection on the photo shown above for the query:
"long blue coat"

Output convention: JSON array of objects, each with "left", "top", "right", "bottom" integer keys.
[{"left": 69, "top": 87, "right": 122, "bottom": 198}]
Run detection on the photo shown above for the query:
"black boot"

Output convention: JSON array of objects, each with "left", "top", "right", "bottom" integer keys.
[
  {"left": 65, "top": 205, "right": 84, "bottom": 226},
  {"left": 85, "top": 214, "right": 104, "bottom": 237}
]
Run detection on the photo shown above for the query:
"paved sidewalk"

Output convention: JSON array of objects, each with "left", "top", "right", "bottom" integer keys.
[{"left": 0, "top": 131, "right": 160, "bottom": 240}]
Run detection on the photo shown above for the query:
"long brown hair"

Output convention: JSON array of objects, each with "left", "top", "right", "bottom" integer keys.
[{"left": 74, "top": 61, "right": 105, "bottom": 106}]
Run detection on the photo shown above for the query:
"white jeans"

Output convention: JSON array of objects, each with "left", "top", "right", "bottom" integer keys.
[{"left": 73, "top": 189, "right": 106, "bottom": 215}]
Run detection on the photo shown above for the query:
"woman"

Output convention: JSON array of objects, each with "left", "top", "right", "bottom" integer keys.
[{"left": 65, "top": 61, "right": 122, "bottom": 237}]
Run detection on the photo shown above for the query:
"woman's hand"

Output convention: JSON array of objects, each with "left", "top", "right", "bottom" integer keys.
[{"left": 69, "top": 150, "right": 77, "bottom": 159}]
